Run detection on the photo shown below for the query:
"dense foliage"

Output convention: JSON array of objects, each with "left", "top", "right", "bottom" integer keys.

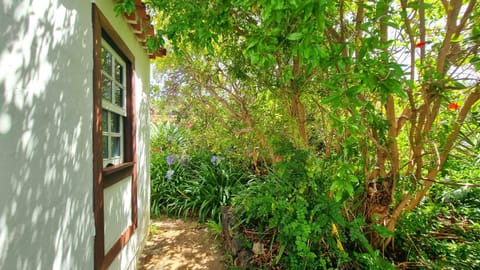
[
  {"left": 395, "top": 190, "right": 480, "bottom": 269},
  {"left": 150, "top": 122, "right": 251, "bottom": 222},
  {"left": 233, "top": 144, "right": 395, "bottom": 269},
  {"left": 131, "top": 0, "right": 480, "bottom": 268}
]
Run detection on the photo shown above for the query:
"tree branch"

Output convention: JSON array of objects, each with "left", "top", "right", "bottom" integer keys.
[{"left": 420, "top": 178, "right": 480, "bottom": 188}]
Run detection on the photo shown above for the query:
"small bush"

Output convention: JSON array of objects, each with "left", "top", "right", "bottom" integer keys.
[{"left": 232, "top": 144, "right": 392, "bottom": 269}]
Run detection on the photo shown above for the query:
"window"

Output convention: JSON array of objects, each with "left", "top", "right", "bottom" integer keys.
[
  {"left": 101, "top": 41, "right": 127, "bottom": 167},
  {"left": 93, "top": 5, "right": 138, "bottom": 270}
]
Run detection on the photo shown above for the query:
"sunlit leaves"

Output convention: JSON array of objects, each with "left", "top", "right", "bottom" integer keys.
[
  {"left": 113, "top": 0, "right": 136, "bottom": 15},
  {"left": 286, "top": 32, "right": 303, "bottom": 41}
]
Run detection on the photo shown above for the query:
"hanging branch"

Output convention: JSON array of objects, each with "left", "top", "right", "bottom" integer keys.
[{"left": 420, "top": 178, "right": 480, "bottom": 188}]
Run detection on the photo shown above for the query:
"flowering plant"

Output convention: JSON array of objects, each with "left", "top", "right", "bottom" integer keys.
[
  {"left": 448, "top": 102, "right": 459, "bottom": 111},
  {"left": 210, "top": 155, "right": 225, "bottom": 165},
  {"left": 415, "top": 41, "right": 426, "bottom": 48},
  {"left": 165, "top": 169, "right": 175, "bottom": 180},
  {"left": 166, "top": 154, "right": 176, "bottom": 165}
]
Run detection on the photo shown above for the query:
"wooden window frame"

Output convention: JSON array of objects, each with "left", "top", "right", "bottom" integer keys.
[{"left": 92, "top": 4, "right": 138, "bottom": 270}]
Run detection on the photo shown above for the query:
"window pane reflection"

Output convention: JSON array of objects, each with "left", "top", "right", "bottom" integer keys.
[
  {"left": 115, "top": 62, "right": 123, "bottom": 83},
  {"left": 111, "top": 113, "right": 121, "bottom": 133},
  {"left": 114, "top": 86, "right": 123, "bottom": 106},
  {"left": 102, "top": 135, "right": 109, "bottom": 158},
  {"left": 111, "top": 137, "right": 121, "bottom": 157},
  {"left": 102, "top": 48, "right": 112, "bottom": 72},
  {"left": 102, "top": 77, "right": 112, "bottom": 102},
  {"left": 102, "top": 110, "right": 108, "bottom": 132}
]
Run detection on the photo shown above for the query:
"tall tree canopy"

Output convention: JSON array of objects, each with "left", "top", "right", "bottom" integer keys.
[{"left": 125, "top": 0, "right": 480, "bottom": 249}]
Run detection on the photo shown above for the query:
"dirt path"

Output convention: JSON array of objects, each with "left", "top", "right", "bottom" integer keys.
[{"left": 137, "top": 217, "right": 226, "bottom": 270}]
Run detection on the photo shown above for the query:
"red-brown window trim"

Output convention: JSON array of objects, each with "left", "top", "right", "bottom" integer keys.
[
  {"left": 103, "top": 162, "right": 135, "bottom": 176},
  {"left": 92, "top": 4, "right": 138, "bottom": 270},
  {"left": 103, "top": 163, "right": 134, "bottom": 188}
]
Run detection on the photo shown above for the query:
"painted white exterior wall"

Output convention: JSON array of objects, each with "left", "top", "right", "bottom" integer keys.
[{"left": 0, "top": 0, "right": 151, "bottom": 269}]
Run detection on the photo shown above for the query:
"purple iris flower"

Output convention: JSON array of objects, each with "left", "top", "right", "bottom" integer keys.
[
  {"left": 210, "top": 155, "right": 224, "bottom": 165},
  {"left": 165, "top": 169, "right": 175, "bottom": 180}
]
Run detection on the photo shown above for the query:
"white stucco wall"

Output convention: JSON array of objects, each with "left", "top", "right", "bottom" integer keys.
[
  {"left": 0, "top": 0, "right": 95, "bottom": 269},
  {"left": 0, "top": 0, "right": 151, "bottom": 269},
  {"left": 104, "top": 177, "right": 133, "bottom": 253}
]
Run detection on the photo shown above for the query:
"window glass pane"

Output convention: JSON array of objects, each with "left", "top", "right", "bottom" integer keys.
[
  {"left": 102, "top": 110, "right": 109, "bottom": 132},
  {"left": 114, "top": 85, "right": 123, "bottom": 107},
  {"left": 111, "top": 137, "right": 121, "bottom": 157},
  {"left": 102, "top": 135, "right": 109, "bottom": 159},
  {"left": 111, "top": 113, "right": 121, "bottom": 133},
  {"left": 102, "top": 48, "right": 112, "bottom": 73},
  {"left": 100, "top": 40, "right": 127, "bottom": 166},
  {"left": 102, "top": 77, "right": 112, "bottom": 102},
  {"left": 115, "top": 62, "right": 123, "bottom": 83}
]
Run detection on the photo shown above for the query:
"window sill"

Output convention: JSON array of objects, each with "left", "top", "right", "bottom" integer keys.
[{"left": 103, "top": 162, "right": 134, "bottom": 188}]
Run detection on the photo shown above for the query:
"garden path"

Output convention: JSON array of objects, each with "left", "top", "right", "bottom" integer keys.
[{"left": 137, "top": 217, "right": 226, "bottom": 270}]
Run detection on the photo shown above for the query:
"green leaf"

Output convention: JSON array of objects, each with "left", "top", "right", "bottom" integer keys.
[
  {"left": 287, "top": 32, "right": 303, "bottom": 41},
  {"left": 272, "top": 0, "right": 284, "bottom": 10},
  {"left": 348, "top": 174, "right": 359, "bottom": 184},
  {"left": 345, "top": 182, "right": 354, "bottom": 197},
  {"left": 471, "top": 56, "right": 480, "bottom": 70},
  {"left": 373, "top": 224, "right": 394, "bottom": 238},
  {"left": 322, "top": 94, "right": 343, "bottom": 107},
  {"left": 382, "top": 20, "right": 399, "bottom": 29},
  {"left": 113, "top": 0, "right": 136, "bottom": 15},
  {"left": 274, "top": 244, "right": 286, "bottom": 265}
]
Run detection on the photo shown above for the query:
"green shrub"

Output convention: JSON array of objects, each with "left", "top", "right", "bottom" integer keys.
[
  {"left": 395, "top": 188, "right": 480, "bottom": 269},
  {"left": 151, "top": 150, "right": 250, "bottom": 221},
  {"left": 190, "top": 154, "right": 251, "bottom": 222},
  {"left": 150, "top": 151, "right": 190, "bottom": 217},
  {"left": 233, "top": 144, "right": 392, "bottom": 269}
]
